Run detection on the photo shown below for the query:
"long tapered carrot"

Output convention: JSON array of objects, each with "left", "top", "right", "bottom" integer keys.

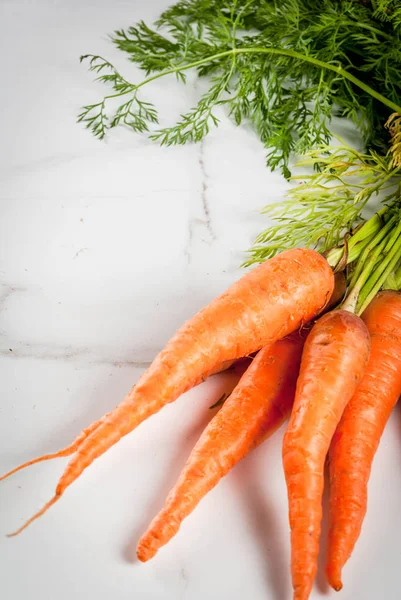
[
  {"left": 137, "top": 331, "right": 307, "bottom": 562},
  {"left": 282, "top": 309, "right": 370, "bottom": 600},
  {"left": 326, "top": 291, "right": 401, "bottom": 591},
  {"left": 3, "top": 268, "right": 339, "bottom": 486},
  {"left": 2, "top": 270, "right": 344, "bottom": 487},
  {"left": 136, "top": 271, "right": 345, "bottom": 560},
  {"left": 0, "top": 363, "right": 234, "bottom": 483},
  {"left": 4, "top": 248, "right": 334, "bottom": 534}
]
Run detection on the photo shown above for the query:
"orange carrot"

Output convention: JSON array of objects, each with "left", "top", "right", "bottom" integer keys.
[
  {"left": 282, "top": 309, "right": 370, "bottom": 600},
  {"left": 4, "top": 247, "right": 334, "bottom": 534},
  {"left": 326, "top": 291, "right": 401, "bottom": 591},
  {"left": 136, "top": 271, "right": 345, "bottom": 561},
  {"left": 137, "top": 332, "right": 306, "bottom": 562},
  {"left": 0, "top": 363, "right": 233, "bottom": 482}
]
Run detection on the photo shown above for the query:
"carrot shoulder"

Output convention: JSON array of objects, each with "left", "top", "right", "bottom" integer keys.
[
  {"left": 326, "top": 291, "right": 401, "bottom": 591},
  {"left": 137, "top": 332, "right": 306, "bottom": 562},
  {"left": 282, "top": 309, "right": 370, "bottom": 600},
  {"left": 4, "top": 248, "right": 334, "bottom": 534}
]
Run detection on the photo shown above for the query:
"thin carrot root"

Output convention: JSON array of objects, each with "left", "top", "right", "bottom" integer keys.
[
  {"left": 0, "top": 360, "right": 238, "bottom": 485},
  {"left": 2, "top": 419, "right": 110, "bottom": 536},
  {"left": 0, "top": 416, "right": 109, "bottom": 483},
  {"left": 7, "top": 495, "right": 60, "bottom": 537}
]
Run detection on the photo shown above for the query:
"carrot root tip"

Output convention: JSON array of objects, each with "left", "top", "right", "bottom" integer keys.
[
  {"left": 326, "top": 570, "right": 343, "bottom": 592},
  {"left": 137, "top": 541, "right": 157, "bottom": 563},
  {"left": 136, "top": 552, "right": 149, "bottom": 563},
  {"left": 137, "top": 550, "right": 152, "bottom": 563},
  {"left": 6, "top": 494, "right": 60, "bottom": 537}
]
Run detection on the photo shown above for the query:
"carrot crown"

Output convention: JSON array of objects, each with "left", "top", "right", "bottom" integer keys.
[{"left": 325, "top": 203, "right": 401, "bottom": 314}]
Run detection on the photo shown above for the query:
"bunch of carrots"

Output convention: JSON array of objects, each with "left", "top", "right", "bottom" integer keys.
[{"left": 2, "top": 206, "right": 401, "bottom": 600}]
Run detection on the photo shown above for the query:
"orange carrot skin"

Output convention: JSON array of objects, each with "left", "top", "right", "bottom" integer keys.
[
  {"left": 283, "top": 310, "right": 370, "bottom": 600},
  {"left": 326, "top": 291, "right": 401, "bottom": 591},
  {"left": 137, "top": 332, "right": 307, "bottom": 562},
  {"left": 55, "top": 248, "right": 334, "bottom": 497}
]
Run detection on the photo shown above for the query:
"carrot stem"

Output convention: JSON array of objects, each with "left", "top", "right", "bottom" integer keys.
[
  {"left": 326, "top": 206, "right": 389, "bottom": 269},
  {"left": 356, "top": 222, "right": 401, "bottom": 302},
  {"left": 358, "top": 234, "right": 401, "bottom": 313},
  {"left": 347, "top": 215, "right": 397, "bottom": 290},
  {"left": 383, "top": 262, "right": 401, "bottom": 290},
  {"left": 342, "top": 233, "right": 393, "bottom": 313},
  {"left": 341, "top": 207, "right": 401, "bottom": 313},
  {"left": 95, "top": 48, "right": 401, "bottom": 115}
]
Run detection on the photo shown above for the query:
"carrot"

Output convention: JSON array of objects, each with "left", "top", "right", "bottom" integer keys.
[
  {"left": 137, "top": 331, "right": 307, "bottom": 562},
  {"left": 326, "top": 290, "right": 401, "bottom": 591},
  {"left": 4, "top": 247, "right": 333, "bottom": 534},
  {"left": 282, "top": 309, "right": 370, "bottom": 600},
  {"left": 136, "top": 271, "right": 346, "bottom": 561},
  {"left": 0, "top": 363, "right": 232, "bottom": 482}
]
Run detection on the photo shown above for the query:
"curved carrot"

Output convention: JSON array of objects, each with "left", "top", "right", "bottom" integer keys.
[
  {"left": 137, "top": 332, "right": 307, "bottom": 562},
  {"left": 282, "top": 309, "right": 370, "bottom": 600},
  {"left": 326, "top": 291, "right": 401, "bottom": 591},
  {"left": 5, "top": 248, "right": 334, "bottom": 534},
  {"left": 2, "top": 268, "right": 343, "bottom": 486},
  {"left": 0, "top": 363, "right": 233, "bottom": 483}
]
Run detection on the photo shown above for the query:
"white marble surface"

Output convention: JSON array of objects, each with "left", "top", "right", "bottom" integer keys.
[{"left": 1, "top": 2, "right": 401, "bottom": 599}]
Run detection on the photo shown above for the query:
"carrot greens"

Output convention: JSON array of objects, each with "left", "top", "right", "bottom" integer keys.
[
  {"left": 79, "top": 0, "right": 401, "bottom": 264},
  {"left": 79, "top": 0, "right": 401, "bottom": 175},
  {"left": 244, "top": 143, "right": 401, "bottom": 265}
]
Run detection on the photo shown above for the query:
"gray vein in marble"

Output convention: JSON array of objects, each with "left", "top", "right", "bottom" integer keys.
[
  {"left": 0, "top": 189, "right": 192, "bottom": 202},
  {"left": 185, "top": 220, "right": 194, "bottom": 265},
  {"left": 0, "top": 136, "right": 174, "bottom": 183},
  {"left": 0, "top": 284, "right": 26, "bottom": 313},
  {"left": 180, "top": 567, "right": 189, "bottom": 600},
  {"left": 0, "top": 342, "right": 152, "bottom": 369},
  {"left": 0, "top": 152, "right": 79, "bottom": 180},
  {"left": 184, "top": 141, "right": 217, "bottom": 264},
  {"left": 0, "top": 138, "right": 153, "bottom": 180},
  {"left": 73, "top": 247, "right": 89, "bottom": 260},
  {"left": 198, "top": 140, "right": 216, "bottom": 241}
]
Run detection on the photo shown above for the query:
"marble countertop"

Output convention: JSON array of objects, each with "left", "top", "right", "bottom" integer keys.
[{"left": 1, "top": 2, "right": 401, "bottom": 599}]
